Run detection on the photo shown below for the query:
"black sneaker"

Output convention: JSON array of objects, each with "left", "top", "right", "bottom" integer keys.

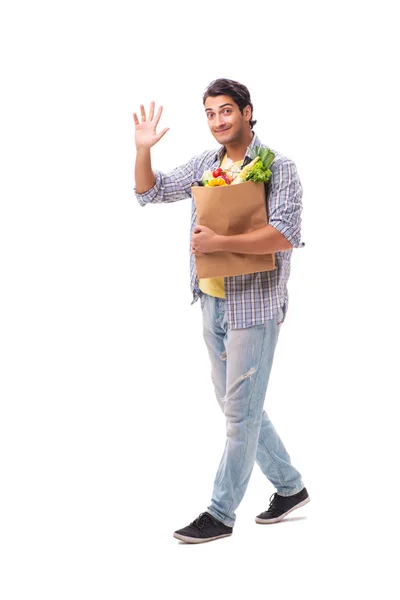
[
  {"left": 256, "top": 487, "right": 310, "bottom": 524},
  {"left": 173, "top": 512, "right": 233, "bottom": 544}
]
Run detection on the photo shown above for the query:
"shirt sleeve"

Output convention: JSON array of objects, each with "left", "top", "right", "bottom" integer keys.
[
  {"left": 134, "top": 154, "right": 198, "bottom": 207},
  {"left": 267, "top": 158, "right": 304, "bottom": 248}
]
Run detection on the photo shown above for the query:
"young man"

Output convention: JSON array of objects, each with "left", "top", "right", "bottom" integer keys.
[{"left": 133, "top": 78, "right": 309, "bottom": 544}]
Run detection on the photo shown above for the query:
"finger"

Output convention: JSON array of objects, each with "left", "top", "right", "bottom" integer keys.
[
  {"left": 192, "top": 243, "right": 205, "bottom": 254},
  {"left": 133, "top": 112, "right": 139, "bottom": 125},
  {"left": 140, "top": 104, "right": 146, "bottom": 122},
  {"left": 148, "top": 101, "right": 155, "bottom": 121},
  {"left": 154, "top": 105, "right": 163, "bottom": 127},
  {"left": 155, "top": 127, "right": 170, "bottom": 143}
]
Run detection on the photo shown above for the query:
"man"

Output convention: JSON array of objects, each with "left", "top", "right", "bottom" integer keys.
[{"left": 133, "top": 78, "right": 309, "bottom": 544}]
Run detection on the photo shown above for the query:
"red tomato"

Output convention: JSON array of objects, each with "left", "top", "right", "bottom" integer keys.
[{"left": 212, "top": 167, "right": 223, "bottom": 177}]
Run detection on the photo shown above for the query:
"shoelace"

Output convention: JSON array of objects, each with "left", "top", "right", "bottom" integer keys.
[
  {"left": 191, "top": 512, "right": 217, "bottom": 530},
  {"left": 268, "top": 492, "right": 280, "bottom": 513}
]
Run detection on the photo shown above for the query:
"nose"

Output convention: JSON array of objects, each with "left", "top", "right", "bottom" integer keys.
[{"left": 215, "top": 113, "right": 225, "bottom": 128}]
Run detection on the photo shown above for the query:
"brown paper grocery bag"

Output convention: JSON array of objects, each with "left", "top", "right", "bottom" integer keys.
[{"left": 191, "top": 181, "right": 276, "bottom": 278}]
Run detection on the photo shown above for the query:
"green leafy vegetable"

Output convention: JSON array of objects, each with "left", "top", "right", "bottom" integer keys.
[
  {"left": 244, "top": 161, "right": 272, "bottom": 182},
  {"left": 245, "top": 147, "right": 275, "bottom": 183}
]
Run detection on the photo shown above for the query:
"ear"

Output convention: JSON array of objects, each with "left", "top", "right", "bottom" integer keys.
[{"left": 243, "top": 105, "right": 252, "bottom": 122}]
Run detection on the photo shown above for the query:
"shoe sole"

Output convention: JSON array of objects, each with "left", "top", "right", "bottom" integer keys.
[
  {"left": 173, "top": 532, "right": 232, "bottom": 544},
  {"left": 255, "top": 497, "right": 310, "bottom": 524}
]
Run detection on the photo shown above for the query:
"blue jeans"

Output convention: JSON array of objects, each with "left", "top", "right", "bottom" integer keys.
[{"left": 201, "top": 293, "right": 304, "bottom": 527}]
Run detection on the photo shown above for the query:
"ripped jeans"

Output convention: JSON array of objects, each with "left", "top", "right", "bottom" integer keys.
[{"left": 201, "top": 293, "right": 304, "bottom": 527}]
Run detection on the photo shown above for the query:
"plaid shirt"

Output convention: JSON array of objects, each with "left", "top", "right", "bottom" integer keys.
[{"left": 134, "top": 132, "right": 304, "bottom": 329}]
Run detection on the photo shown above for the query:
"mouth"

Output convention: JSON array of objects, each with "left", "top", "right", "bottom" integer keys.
[{"left": 215, "top": 127, "right": 230, "bottom": 133}]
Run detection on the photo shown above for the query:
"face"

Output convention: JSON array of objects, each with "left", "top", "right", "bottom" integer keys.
[{"left": 204, "top": 94, "right": 251, "bottom": 145}]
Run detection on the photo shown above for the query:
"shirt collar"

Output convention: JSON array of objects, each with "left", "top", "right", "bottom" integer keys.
[{"left": 215, "top": 131, "right": 261, "bottom": 165}]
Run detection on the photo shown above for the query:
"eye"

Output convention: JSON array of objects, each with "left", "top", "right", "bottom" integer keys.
[
  {"left": 223, "top": 109, "right": 231, "bottom": 115},
  {"left": 206, "top": 112, "right": 214, "bottom": 119}
]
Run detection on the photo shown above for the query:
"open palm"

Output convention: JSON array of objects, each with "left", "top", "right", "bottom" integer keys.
[{"left": 133, "top": 101, "right": 169, "bottom": 149}]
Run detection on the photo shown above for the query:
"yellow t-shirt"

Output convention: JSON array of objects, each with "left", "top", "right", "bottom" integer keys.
[{"left": 198, "top": 153, "right": 243, "bottom": 299}]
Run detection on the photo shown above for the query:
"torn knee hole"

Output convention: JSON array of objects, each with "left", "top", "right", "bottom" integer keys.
[{"left": 240, "top": 367, "right": 256, "bottom": 380}]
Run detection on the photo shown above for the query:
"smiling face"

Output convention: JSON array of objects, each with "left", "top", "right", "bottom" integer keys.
[{"left": 204, "top": 94, "right": 252, "bottom": 146}]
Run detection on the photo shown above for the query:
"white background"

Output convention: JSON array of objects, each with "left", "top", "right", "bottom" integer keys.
[{"left": 1, "top": 0, "right": 399, "bottom": 598}]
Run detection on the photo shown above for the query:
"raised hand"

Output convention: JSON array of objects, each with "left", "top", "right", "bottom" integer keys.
[{"left": 133, "top": 101, "right": 169, "bottom": 150}]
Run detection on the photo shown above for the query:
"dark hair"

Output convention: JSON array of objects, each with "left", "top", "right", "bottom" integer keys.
[{"left": 202, "top": 78, "right": 257, "bottom": 130}]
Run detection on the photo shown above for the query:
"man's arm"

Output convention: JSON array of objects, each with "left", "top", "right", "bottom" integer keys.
[
  {"left": 133, "top": 101, "right": 169, "bottom": 193},
  {"left": 134, "top": 156, "right": 199, "bottom": 206},
  {"left": 267, "top": 157, "right": 304, "bottom": 248},
  {"left": 217, "top": 225, "right": 292, "bottom": 253},
  {"left": 135, "top": 147, "right": 156, "bottom": 194},
  {"left": 192, "top": 224, "right": 291, "bottom": 255},
  {"left": 133, "top": 101, "right": 198, "bottom": 206}
]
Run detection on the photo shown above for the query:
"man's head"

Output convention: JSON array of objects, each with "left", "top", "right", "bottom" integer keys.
[{"left": 203, "top": 78, "right": 256, "bottom": 146}]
